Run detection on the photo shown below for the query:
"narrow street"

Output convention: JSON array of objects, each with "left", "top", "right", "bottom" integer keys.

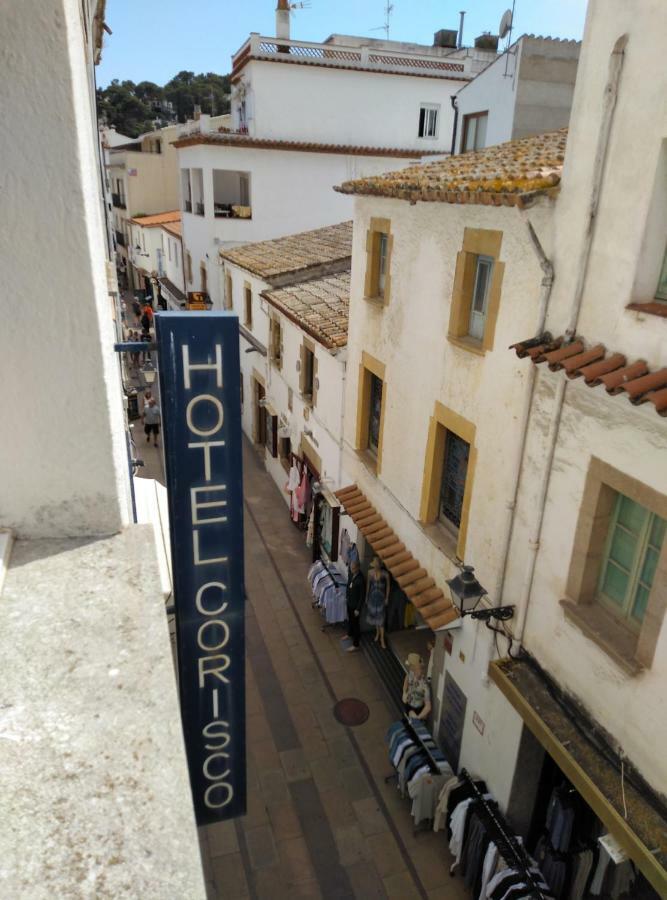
[{"left": 192, "top": 442, "right": 467, "bottom": 900}]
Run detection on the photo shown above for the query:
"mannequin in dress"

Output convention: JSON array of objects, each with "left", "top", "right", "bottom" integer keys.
[
  {"left": 365, "top": 556, "right": 390, "bottom": 649},
  {"left": 402, "top": 653, "right": 432, "bottom": 720}
]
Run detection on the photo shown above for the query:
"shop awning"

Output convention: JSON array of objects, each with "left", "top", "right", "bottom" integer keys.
[
  {"left": 158, "top": 277, "right": 185, "bottom": 304},
  {"left": 335, "top": 484, "right": 459, "bottom": 631},
  {"left": 489, "top": 657, "right": 667, "bottom": 896}
]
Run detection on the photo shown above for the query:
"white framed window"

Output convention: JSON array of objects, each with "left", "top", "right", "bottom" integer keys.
[
  {"left": 462, "top": 112, "right": 488, "bottom": 152},
  {"left": 418, "top": 104, "right": 439, "bottom": 139},
  {"left": 468, "top": 255, "right": 494, "bottom": 340}
]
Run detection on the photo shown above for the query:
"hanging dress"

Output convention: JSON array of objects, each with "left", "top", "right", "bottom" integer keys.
[{"left": 366, "top": 571, "right": 388, "bottom": 627}]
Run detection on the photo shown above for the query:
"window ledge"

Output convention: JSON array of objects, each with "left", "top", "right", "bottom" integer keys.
[
  {"left": 625, "top": 301, "right": 667, "bottom": 319},
  {"left": 355, "top": 448, "right": 379, "bottom": 476},
  {"left": 447, "top": 334, "right": 487, "bottom": 357},
  {"left": 364, "top": 295, "right": 387, "bottom": 308},
  {"left": 560, "top": 599, "right": 644, "bottom": 676},
  {"left": 421, "top": 521, "right": 460, "bottom": 564}
]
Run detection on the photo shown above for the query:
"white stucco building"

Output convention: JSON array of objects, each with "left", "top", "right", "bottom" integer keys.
[
  {"left": 174, "top": 15, "right": 501, "bottom": 310},
  {"left": 126, "top": 210, "right": 181, "bottom": 305},
  {"left": 220, "top": 222, "right": 351, "bottom": 502},
  {"left": 0, "top": 2, "right": 206, "bottom": 895},
  {"left": 333, "top": 0, "right": 667, "bottom": 893},
  {"left": 453, "top": 34, "right": 580, "bottom": 154}
]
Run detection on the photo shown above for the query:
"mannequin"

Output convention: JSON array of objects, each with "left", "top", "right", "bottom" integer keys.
[
  {"left": 365, "top": 556, "right": 389, "bottom": 649},
  {"left": 402, "top": 653, "right": 431, "bottom": 720}
]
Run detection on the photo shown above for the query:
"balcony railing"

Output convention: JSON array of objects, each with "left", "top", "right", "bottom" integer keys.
[
  {"left": 195, "top": 202, "right": 205, "bottom": 216},
  {"left": 115, "top": 230, "right": 126, "bottom": 248},
  {"left": 184, "top": 200, "right": 192, "bottom": 213},
  {"left": 112, "top": 193, "right": 127, "bottom": 209},
  {"left": 214, "top": 204, "right": 252, "bottom": 220},
  {"left": 232, "top": 34, "right": 468, "bottom": 79}
]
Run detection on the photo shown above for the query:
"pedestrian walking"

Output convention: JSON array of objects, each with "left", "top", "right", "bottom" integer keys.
[
  {"left": 140, "top": 303, "right": 153, "bottom": 334},
  {"left": 342, "top": 561, "right": 365, "bottom": 652},
  {"left": 128, "top": 330, "right": 140, "bottom": 369},
  {"left": 365, "top": 556, "right": 390, "bottom": 649},
  {"left": 132, "top": 297, "right": 142, "bottom": 325},
  {"left": 142, "top": 397, "right": 161, "bottom": 447}
]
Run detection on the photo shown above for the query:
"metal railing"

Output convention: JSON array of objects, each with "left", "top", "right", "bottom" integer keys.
[
  {"left": 233, "top": 34, "right": 467, "bottom": 77},
  {"left": 112, "top": 193, "right": 127, "bottom": 209},
  {"left": 115, "top": 230, "right": 126, "bottom": 247}
]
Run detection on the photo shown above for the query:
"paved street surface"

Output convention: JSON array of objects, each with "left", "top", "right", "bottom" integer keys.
[{"left": 194, "top": 443, "right": 467, "bottom": 900}]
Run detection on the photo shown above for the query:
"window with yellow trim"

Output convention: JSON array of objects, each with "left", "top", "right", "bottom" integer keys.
[
  {"left": 365, "top": 218, "right": 393, "bottom": 303},
  {"left": 244, "top": 284, "right": 252, "bottom": 328},
  {"left": 448, "top": 228, "right": 504, "bottom": 354}
]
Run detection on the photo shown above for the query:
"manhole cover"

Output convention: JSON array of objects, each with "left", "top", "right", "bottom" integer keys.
[{"left": 333, "top": 698, "right": 370, "bottom": 727}]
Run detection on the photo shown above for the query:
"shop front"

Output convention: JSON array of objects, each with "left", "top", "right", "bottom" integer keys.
[{"left": 490, "top": 657, "right": 666, "bottom": 899}]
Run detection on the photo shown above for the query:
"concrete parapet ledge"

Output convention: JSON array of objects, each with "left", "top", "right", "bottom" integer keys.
[{"left": 0, "top": 526, "right": 206, "bottom": 899}]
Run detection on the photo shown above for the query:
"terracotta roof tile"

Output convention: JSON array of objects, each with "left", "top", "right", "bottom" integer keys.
[
  {"left": 220, "top": 221, "right": 352, "bottom": 280},
  {"left": 544, "top": 341, "right": 585, "bottom": 370},
  {"left": 601, "top": 361, "right": 649, "bottom": 394},
  {"left": 334, "top": 484, "right": 458, "bottom": 631},
  {"left": 130, "top": 210, "right": 181, "bottom": 227},
  {"left": 562, "top": 345, "right": 606, "bottom": 377},
  {"left": 173, "top": 131, "right": 436, "bottom": 159},
  {"left": 645, "top": 388, "right": 667, "bottom": 415},
  {"left": 262, "top": 272, "right": 350, "bottom": 350},
  {"left": 579, "top": 353, "right": 626, "bottom": 385},
  {"left": 162, "top": 220, "right": 182, "bottom": 237},
  {"left": 334, "top": 129, "right": 567, "bottom": 207},
  {"left": 511, "top": 339, "right": 667, "bottom": 418}
]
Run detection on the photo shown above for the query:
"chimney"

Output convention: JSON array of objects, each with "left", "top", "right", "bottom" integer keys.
[{"left": 276, "top": 0, "right": 290, "bottom": 40}]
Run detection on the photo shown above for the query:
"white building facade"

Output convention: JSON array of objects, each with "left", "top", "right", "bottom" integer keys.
[
  {"left": 453, "top": 35, "right": 580, "bottom": 154},
  {"left": 174, "top": 24, "right": 500, "bottom": 311},
  {"left": 334, "top": 0, "right": 667, "bottom": 892},
  {"left": 220, "top": 223, "right": 352, "bottom": 501}
]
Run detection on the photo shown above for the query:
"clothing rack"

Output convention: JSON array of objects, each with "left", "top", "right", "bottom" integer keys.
[
  {"left": 401, "top": 714, "right": 441, "bottom": 775},
  {"left": 459, "top": 768, "right": 549, "bottom": 900}
]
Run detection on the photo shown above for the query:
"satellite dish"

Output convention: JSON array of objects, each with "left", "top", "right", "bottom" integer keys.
[{"left": 499, "top": 8, "right": 513, "bottom": 39}]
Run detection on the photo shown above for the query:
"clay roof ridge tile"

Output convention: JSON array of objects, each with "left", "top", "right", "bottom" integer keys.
[
  {"left": 600, "top": 360, "right": 649, "bottom": 394},
  {"left": 622, "top": 368, "right": 667, "bottom": 402},
  {"left": 545, "top": 340, "right": 585, "bottom": 370},
  {"left": 645, "top": 387, "right": 667, "bottom": 415},
  {"left": 563, "top": 344, "right": 606, "bottom": 377},
  {"left": 579, "top": 352, "right": 626, "bottom": 385}
]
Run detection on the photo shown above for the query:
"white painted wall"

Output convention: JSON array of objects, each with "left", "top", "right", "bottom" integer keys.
[
  {"left": 245, "top": 59, "right": 465, "bottom": 152},
  {"left": 160, "top": 227, "right": 186, "bottom": 299},
  {"left": 341, "top": 194, "right": 555, "bottom": 807},
  {"left": 454, "top": 37, "right": 580, "bottom": 153},
  {"left": 501, "top": 0, "right": 667, "bottom": 796},
  {"left": 178, "top": 143, "right": 411, "bottom": 308},
  {"left": 225, "top": 262, "right": 347, "bottom": 501},
  {"left": 0, "top": 0, "right": 131, "bottom": 538}
]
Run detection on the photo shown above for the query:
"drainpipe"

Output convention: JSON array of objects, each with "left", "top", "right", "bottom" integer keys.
[
  {"left": 512, "top": 33, "right": 628, "bottom": 648},
  {"left": 492, "top": 219, "right": 554, "bottom": 612},
  {"left": 450, "top": 95, "right": 459, "bottom": 156}
]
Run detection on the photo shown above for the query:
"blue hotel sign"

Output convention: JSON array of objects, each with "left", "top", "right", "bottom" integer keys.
[{"left": 155, "top": 312, "right": 246, "bottom": 824}]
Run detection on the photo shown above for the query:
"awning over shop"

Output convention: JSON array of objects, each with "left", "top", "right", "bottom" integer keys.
[
  {"left": 158, "top": 277, "right": 185, "bottom": 305},
  {"left": 335, "top": 484, "right": 459, "bottom": 631},
  {"left": 490, "top": 657, "right": 667, "bottom": 896}
]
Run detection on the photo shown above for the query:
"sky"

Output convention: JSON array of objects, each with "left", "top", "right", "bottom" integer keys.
[{"left": 97, "top": 0, "right": 588, "bottom": 87}]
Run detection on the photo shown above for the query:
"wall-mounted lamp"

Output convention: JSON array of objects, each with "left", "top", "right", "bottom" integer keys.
[
  {"left": 446, "top": 565, "right": 514, "bottom": 622},
  {"left": 142, "top": 361, "right": 157, "bottom": 384}
]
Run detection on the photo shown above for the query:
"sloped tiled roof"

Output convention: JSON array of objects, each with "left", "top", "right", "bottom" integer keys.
[
  {"left": 262, "top": 272, "right": 350, "bottom": 350},
  {"left": 335, "top": 129, "right": 567, "bottom": 207},
  {"left": 162, "top": 220, "right": 182, "bottom": 237},
  {"left": 172, "top": 132, "right": 442, "bottom": 158},
  {"left": 130, "top": 211, "right": 181, "bottom": 227},
  {"left": 510, "top": 334, "right": 667, "bottom": 417},
  {"left": 220, "top": 221, "right": 352, "bottom": 280},
  {"left": 335, "top": 485, "right": 460, "bottom": 632}
]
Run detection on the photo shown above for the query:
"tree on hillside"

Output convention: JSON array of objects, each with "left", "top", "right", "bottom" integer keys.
[{"left": 96, "top": 72, "right": 231, "bottom": 136}]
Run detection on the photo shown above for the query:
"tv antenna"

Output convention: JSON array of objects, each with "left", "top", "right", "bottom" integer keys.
[
  {"left": 289, "top": 0, "right": 311, "bottom": 15},
  {"left": 371, "top": 1, "right": 394, "bottom": 40}
]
